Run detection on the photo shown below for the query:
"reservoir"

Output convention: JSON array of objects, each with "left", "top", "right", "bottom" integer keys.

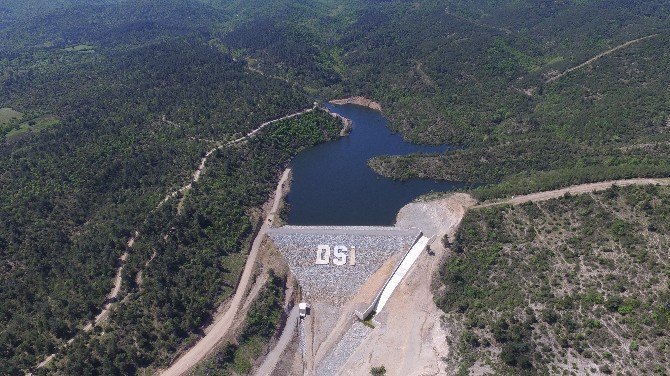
[{"left": 285, "top": 103, "right": 463, "bottom": 225}]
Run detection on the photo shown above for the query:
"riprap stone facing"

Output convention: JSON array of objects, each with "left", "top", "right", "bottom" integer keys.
[{"left": 268, "top": 226, "right": 419, "bottom": 305}]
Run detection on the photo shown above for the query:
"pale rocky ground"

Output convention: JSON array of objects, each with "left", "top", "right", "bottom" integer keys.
[
  {"left": 329, "top": 96, "right": 382, "bottom": 111},
  {"left": 338, "top": 193, "right": 476, "bottom": 376},
  {"left": 268, "top": 229, "right": 417, "bottom": 304}
]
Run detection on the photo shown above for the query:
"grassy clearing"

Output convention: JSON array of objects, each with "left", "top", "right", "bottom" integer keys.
[
  {"left": 5, "top": 115, "right": 60, "bottom": 138},
  {"left": 0, "top": 107, "right": 23, "bottom": 125},
  {"left": 63, "top": 44, "right": 95, "bottom": 52}
]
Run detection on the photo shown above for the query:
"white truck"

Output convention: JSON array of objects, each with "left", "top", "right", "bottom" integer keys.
[{"left": 299, "top": 302, "right": 309, "bottom": 318}]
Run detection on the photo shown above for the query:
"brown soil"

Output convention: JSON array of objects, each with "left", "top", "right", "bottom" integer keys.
[{"left": 330, "top": 96, "right": 382, "bottom": 111}]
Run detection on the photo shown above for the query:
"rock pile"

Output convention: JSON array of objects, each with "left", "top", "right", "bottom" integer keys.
[{"left": 316, "top": 322, "right": 372, "bottom": 376}]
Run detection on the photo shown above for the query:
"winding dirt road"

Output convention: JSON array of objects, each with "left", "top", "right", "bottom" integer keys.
[
  {"left": 34, "top": 234, "right": 136, "bottom": 371},
  {"left": 159, "top": 106, "right": 315, "bottom": 213},
  {"left": 32, "top": 107, "right": 314, "bottom": 373},
  {"left": 254, "top": 306, "right": 300, "bottom": 376},
  {"left": 546, "top": 34, "right": 658, "bottom": 83},
  {"left": 160, "top": 168, "right": 292, "bottom": 376}
]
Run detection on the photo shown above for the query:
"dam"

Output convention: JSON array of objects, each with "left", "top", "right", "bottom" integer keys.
[{"left": 267, "top": 224, "right": 431, "bottom": 376}]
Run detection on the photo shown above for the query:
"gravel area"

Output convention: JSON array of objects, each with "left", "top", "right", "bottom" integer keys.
[
  {"left": 298, "top": 319, "right": 306, "bottom": 355},
  {"left": 316, "top": 322, "right": 372, "bottom": 376},
  {"left": 269, "top": 227, "right": 419, "bottom": 305}
]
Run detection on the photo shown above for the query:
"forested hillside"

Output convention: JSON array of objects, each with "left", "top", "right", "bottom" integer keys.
[
  {"left": 438, "top": 185, "right": 670, "bottom": 374},
  {"left": 51, "top": 110, "right": 342, "bottom": 375},
  {"left": 353, "top": 1, "right": 670, "bottom": 196},
  {"left": 209, "top": 0, "right": 670, "bottom": 197},
  {"left": 0, "top": 1, "right": 327, "bottom": 373},
  {"left": 369, "top": 31, "right": 670, "bottom": 199}
]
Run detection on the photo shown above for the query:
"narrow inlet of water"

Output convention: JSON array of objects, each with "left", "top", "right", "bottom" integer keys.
[{"left": 285, "top": 103, "right": 464, "bottom": 225}]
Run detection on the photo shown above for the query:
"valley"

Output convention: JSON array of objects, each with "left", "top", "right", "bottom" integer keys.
[{"left": 2, "top": 1, "right": 670, "bottom": 375}]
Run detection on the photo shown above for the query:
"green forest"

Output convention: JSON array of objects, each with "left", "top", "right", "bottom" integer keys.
[
  {"left": 362, "top": 6, "right": 670, "bottom": 198},
  {"left": 0, "top": 1, "right": 343, "bottom": 372},
  {"left": 2, "top": 0, "right": 670, "bottom": 374},
  {"left": 439, "top": 185, "right": 670, "bottom": 374}
]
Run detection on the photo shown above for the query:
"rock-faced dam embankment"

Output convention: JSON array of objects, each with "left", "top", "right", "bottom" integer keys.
[
  {"left": 267, "top": 225, "right": 429, "bottom": 376},
  {"left": 267, "top": 226, "right": 421, "bottom": 306}
]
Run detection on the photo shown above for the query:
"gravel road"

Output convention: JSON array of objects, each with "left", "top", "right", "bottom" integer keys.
[
  {"left": 160, "top": 168, "right": 291, "bottom": 376},
  {"left": 254, "top": 306, "right": 300, "bottom": 376}
]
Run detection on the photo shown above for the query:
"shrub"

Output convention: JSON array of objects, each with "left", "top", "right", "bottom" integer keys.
[
  {"left": 541, "top": 309, "right": 558, "bottom": 324},
  {"left": 371, "top": 365, "right": 387, "bottom": 375},
  {"left": 605, "top": 296, "right": 623, "bottom": 312},
  {"left": 442, "top": 234, "right": 451, "bottom": 248},
  {"left": 600, "top": 364, "right": 613, "bottom": 374},
  {"left": 462, "top": 330, "right": 480, "bottom": 348},
  {"left": 500, "top": 341, "right": 533, "bottom": 369}
]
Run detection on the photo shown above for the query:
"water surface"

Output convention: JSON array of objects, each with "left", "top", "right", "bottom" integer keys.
[{"left": 286, "top": 104, "right": 463, "bottom": 225}]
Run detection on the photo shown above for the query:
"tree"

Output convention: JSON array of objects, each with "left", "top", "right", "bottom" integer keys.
[
  {"left": 442, "top": 233, "right": 451, "bottom": 248},
  {"left": 371, "top": 365, "right": 387, "bottom": 376}
]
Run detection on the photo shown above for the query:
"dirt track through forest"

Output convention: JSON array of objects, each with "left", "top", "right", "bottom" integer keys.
[
  {"left": 254, "top": 306, "right": 300, "bottom": 376},
  {"left": 546, "top": 34, "right": 658, "bottom": 83},
  {"left": 32, "top": 107, "right": 314, "bottom": 373},
  {"left": 477, "top": 178, "right": 670, "bottom": 208},
  {"left": 160, "top": 168, "right": 292, "bottom": 376},
  {"left": 159, "top": 106, "right": 315, "bottom": 213}
]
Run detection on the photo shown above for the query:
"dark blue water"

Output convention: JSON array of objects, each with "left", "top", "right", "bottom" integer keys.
[{"left": 285, "top": 104, "right": 463, "bottom": 225}]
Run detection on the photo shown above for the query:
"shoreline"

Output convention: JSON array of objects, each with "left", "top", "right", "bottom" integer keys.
[
  {"left": 329, "top": 96, "right": 382, "bottom": 112},
  {"left": 321, "top": 105, "right": 353, "bottom": 136}
]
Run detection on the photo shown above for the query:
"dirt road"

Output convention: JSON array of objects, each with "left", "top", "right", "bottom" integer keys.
[
  {"left": 477, "top": 177, "right": 670, "bottom": 208},
  {"left": 254, "top": 306, "right": 300, "bottom": 376},
  {"left": 34, "top": 235, "right": 135, "bottom": 371},
  {"left": 160, "top": 106, "right": 316, "bottom": 213},
  {"left": 160, "top": 168, "right": 292, "bottom": 376},
  {"left": 82, "top": 251, "right": 128, "bottom": 332},
  {"left": 546, "top": 34, "right": 657, "bottom": 83}
]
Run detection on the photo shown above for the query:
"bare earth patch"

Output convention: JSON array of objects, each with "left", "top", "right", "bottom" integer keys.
[
  {"left": 337, "top": 193, "right": 476, "bottom": 376},
  {"left": 330, "top": 96, "right": 383, "bottom": 111}
]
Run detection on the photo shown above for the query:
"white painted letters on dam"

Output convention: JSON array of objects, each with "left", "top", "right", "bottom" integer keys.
[
  {"left": 316, "top": 245, "right": 356, "bottom": 266},
  {"left": 316, "top": 245, "right": 331, "bottom": 265}
]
